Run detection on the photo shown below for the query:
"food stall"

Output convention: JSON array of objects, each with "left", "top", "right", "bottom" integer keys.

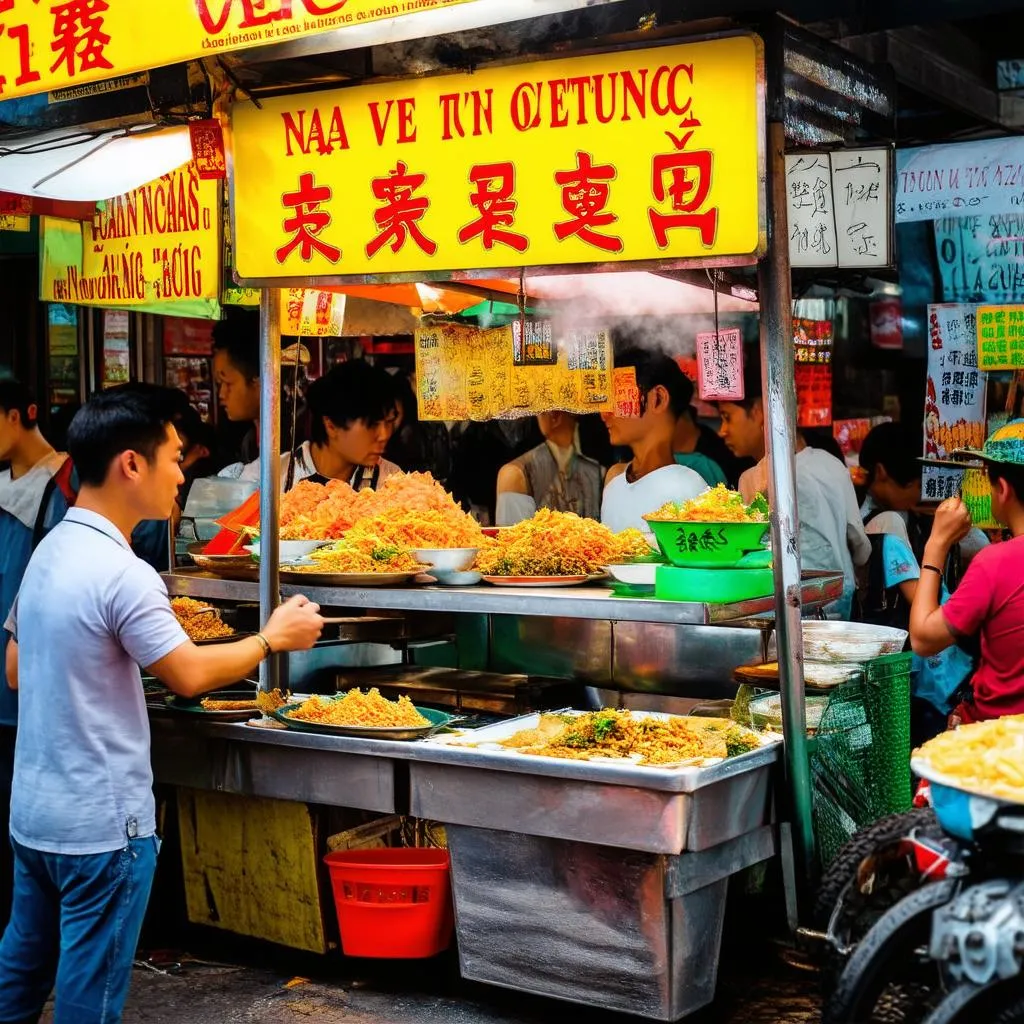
[{"left": 148, "top": 10, "right": 895, "bottom": 1020}]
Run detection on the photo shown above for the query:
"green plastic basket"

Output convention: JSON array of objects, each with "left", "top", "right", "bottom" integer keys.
[{"left": 809, "top": 652, "right": 913, "bottom": 866}]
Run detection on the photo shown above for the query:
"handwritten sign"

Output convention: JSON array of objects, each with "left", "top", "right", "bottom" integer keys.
[
  {"left": 232, "top": 37, "right": 764, "bottom": 280},
  {"left": 613, "top": 367, "right": 642, "bottom": 418},
  {"left": 976, "top": 304, "right": 1024, "bottom": 369},
  {"left": 934, "top": 215, "right": 1024, "bottom": 303},
  {"left": 897, "top": 137, "right": 1024, "bottom": 223},
  {"left": 695, "top": 327, "right": 743, "bottom": 400},
  {"left": 0, "top": 0, "right": 478, "bottom": 101},
  {"left": 41, "top": 162, "right": 220, "bottom": 305},
  {"left": 923, "top": 303, "right": 987, "bottom": 501},
  {"left": 787, "top": 148, "right": 891, "bottom": 268},
  {"left": 415, "top": 322, "right": 613, "bottom": 422}
]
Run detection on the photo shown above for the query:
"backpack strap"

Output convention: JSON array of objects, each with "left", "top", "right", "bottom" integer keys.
[{"left": 30, "top": 458, "right": 77, "bottom": 552}]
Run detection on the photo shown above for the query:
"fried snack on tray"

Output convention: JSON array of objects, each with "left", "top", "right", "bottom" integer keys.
[
  {"left": 289, "top": 532, "right": 423, "bottom": 574},
  {"left": 645, "top": 484, "right": 769, "bottom": 523},
  {"left": 171, "top": 597, "right": 235, "bottom": 641},
  {"left": 914, "top": 715, "right": 1024, "bottom": 801},
  {"left": 200, "top": 688, "right": 288, "bottom": 713},
  {"left": 499, "top": 709, "right": 761, "bottom": 766},
  {"left": 286, "top": 688, "right": 428, "bottom": 728},
  {"left": 474, "top": 509, "right": 651, "bottom": 577}
]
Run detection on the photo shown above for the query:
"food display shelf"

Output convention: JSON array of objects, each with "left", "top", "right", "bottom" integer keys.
[{"left": 162, "top": 569, "right": 844, "bottom": 625}]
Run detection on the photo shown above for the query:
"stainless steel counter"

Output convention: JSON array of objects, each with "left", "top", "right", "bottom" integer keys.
[{"left": 163, "top": 569, "right": 843, "bottom": 625}]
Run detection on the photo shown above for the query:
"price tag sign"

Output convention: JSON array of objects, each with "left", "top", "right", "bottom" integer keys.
[
  {"left": 695, "top": 328, "right": 744, "bottom": 401},
  {"left": 613, "top": 366, "right": 642, "bottom": 418}
]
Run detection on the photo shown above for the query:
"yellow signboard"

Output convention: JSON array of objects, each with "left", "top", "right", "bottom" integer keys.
[
  {"left": 977, "top": 304, "right": 1024, "bottom": 370},
  {"left": 415, "top": 322, "right": 613, "bottom": 421},
  {"left": 0, "top": 0, "right": 477, "bottom": 101},
  {"left": 42, "top": 163, "right": 220, "bottom": 305},
  {"left": 0, "top": 215, "right": 31, "bottom": 232},
  {"left": 232, "top": 37, "right": 763, "bottom": 281}
]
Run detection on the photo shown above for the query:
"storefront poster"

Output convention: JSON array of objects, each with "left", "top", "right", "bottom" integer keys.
[
  {"left": 794, "top": 319, "right": 833, "bottom": 428},
  {"left": 40, "top": 162, "right": 222, "bottom": 313},
  {"left": 976, "top": 304, "right": 1024, "bottom": 370},
  {"left": 0, "top": 0, "right": 478, "bottom": 101},
  {"left": 897, "top": 137, "right": 1024, "bottom": 223},
  {"left": 869, "top": 297, "right": 903, "bottom": 350},
  {"left": 282, "top": 289, "right": 346, "bottom": 337},
  {"left": 923, "top": 303, "right": 987, "bottom": 501},
  {"left": 695, "top": 327, "right": 743, "bottom": 401},
  {"left": 414, "top": 322, "right": 614, "bottom": 422},
  {"left": 102, "top": 309, "right": 130, "bottom": 387},
  {"left": 934, "top": 215, "right": 1024, "bottom": 304},
  {"left": 232, "top": 37, "right": 763, "bottom": 280}
]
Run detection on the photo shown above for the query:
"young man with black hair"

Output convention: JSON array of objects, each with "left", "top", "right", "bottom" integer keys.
[
  {"left": 600, "top": 347, "right": 707, "bottom": 537},
  {"left": 284, "top": 360, "right": 400, "bottom": 490},
  {"left": 717, "top": 354, "right": 870, "bottom": 619},
  {"left": 212, "top": 308, "right": 262, "bottom": 480},
  {"left": 0, "top": 385, "right": 323, "bottom": 1023},
  {"left": 911, "top": 421, "right": 1024, "bottom": 725},
  {"left": 0, "top": 381, "right": 72, "bottom": 932}
]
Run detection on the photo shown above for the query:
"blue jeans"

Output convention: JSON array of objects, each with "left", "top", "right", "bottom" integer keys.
[{"left": 0, "top": 835, "right": 159, "bottom": 1024}]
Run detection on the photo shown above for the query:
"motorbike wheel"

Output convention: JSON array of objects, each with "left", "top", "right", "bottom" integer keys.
[
  {"left": 922, "top": 976, "right": 1024, "bottom": 1023},
  {"left": 814, "top": 808, "right": 943, "bottom": 995},
  {"left": 823, "top": 879, "right": 958, "bottom": 1024}
]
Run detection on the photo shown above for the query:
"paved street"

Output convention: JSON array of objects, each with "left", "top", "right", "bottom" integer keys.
[{"left": 38, "top": 937, "right": 821, "bottom": 1023}]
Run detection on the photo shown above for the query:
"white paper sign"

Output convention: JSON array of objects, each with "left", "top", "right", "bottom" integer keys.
[
  {"left": 831, "top": 148, "right": 889, "bottom": 268},
  {"left": 786, "top": 153, "right": 837, "bottom": 268},
  {"left": 897, "top": 137, "right": 1024, "bottom": 223},
  {"left": 695, "top": 328, "right": 744, "bottom": 401}
]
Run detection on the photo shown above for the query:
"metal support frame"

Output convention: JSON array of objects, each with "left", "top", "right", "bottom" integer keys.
[
  {"left": 258, "top": 288, "right": 282, "bottom": 693},
  {"left": 757, "top": 120, "right": 812, "bottom": 897}
]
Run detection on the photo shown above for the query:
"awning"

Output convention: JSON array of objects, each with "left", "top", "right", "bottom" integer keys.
[{"left": 0, "top": 125, "right": 192, "bottom": 202}]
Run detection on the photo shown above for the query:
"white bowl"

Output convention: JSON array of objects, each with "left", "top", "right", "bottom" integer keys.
[
  {"left": 430, "top": 569, "right": 483, "bottom": 586},
  {"left": 603, "top": 563, "right": 658, "bottom": 586},
  {"left": 246, "top": 540, "right": 329, "bottom": 563},
  {"left": 412, "top": 547, "right": 479, "bottom": 573},
  {"left": 798, "top": 621, "right": 908, "bottom": 664}
]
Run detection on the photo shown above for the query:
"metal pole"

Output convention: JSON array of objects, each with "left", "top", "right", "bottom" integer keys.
[
  {"left": 258, "top": 288, "right": 282, "bottom": 693},
  {"left": 757, "top": 121, "right": 813, "bottom": 889}
]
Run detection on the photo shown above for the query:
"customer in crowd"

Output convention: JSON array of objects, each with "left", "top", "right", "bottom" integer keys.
[
  {"left": 672, "top": 386, "right": 748, "bottom": 487},
  {"left": 717, "top": 355, "right": 870, "bottom": 619},
  {"left": 911, "top": 420, "right": 1024, "bottom": 725},
  {"left": 600, "top": 347, "right": 707, "bottom": 537},
  {"left": 284, "top": 360, "right": 401, "bottom": 491},
  {"left": 496, "top": 410, "right": 603, "bottom": 525},
  {"left": 213, "top": 309, "right": 261, "bottom": 481},
  {"left": 0, "top": 385, "right": 323, "bottom": 1023},
  {"left": 0, "top": 380, "right": 74, "bottom": 931},
  {"left": 385, "top": 370, "right": 452, "bottom": 484}
]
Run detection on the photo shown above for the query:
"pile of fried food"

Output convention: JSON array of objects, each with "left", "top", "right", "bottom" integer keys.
[
  {"left": 199, "top": 688, "right": 288, "bottom": 713},
  {"left": 499, "top": 709, "right": 761, "bottom": 766},
  {"left": 171, "top": 597, "right": 235, "bottom": 641},
  {"left": 475, "top": 509, "right": 651, "bottom": 577},
  {"left": 289, "top": 533, "right": 425, "bottom": 575},
  {"left": 282, "top": 687, "right": 428, "bottom": 728},
  {"left": 914, "top": 715, "right": 1024, "bottom": 800},
  {"left": 645, "top": 485, "right": 769, "bottom": 524}
]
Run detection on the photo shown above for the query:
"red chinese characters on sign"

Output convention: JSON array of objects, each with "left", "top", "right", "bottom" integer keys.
[
  {"left": 0, "top": 2, "right": 41, "bottom": 93},
  {"left": 553, "top": 151, "right": 623, "bottom": 254},
  {"left": 648, "top": 116, "right": 718, "bottom": 248},
  {"left": 49, "top": 1, "right": 112, "bottom": 77},
  {"left": 458, "top": 162, "right": 528, "bottom": 253},
  {"left": 275, "top": 172, "right": 341, "bottom": 264},
  {"left": 366, "top": 161, "right": 438, "bottom": 260},
  {"left": 189, "top": 120, "right": 227, "bottom": 181}
]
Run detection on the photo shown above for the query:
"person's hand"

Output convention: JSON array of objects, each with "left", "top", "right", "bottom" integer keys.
[
  {"left": 930, "top": 497, "right": 972, "bottom": 551},
  {"left": 262, "top": 595, "right": 323, "bottom": 652},
  {"left": 947, "top": 710, "right": 962, "bottom": 731}
]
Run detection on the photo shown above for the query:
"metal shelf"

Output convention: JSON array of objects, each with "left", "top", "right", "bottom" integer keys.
[{"left": 163, "top": 569, "right": 844, "bottom": 626}]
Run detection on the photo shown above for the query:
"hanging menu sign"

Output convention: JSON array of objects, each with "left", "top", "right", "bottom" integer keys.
[
  {"left": 695, "top": 327, "right": 744, "bottom": 401},
  {"left": 923, "top": 303, "right": 987, "bottom": 502},
  {"left": 415, "top": 322, "right": 613, "bottom": 421},
  {"left": 977, "top": 304, "right": 1024, "bottom": 370}
]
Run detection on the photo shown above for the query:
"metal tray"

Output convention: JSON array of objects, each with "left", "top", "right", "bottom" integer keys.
[
  {"left": 161, "top": 683, "right": 263, "bottom": 722},
  {"left": 271, "top": 701, "right": 455, "bottom": 740},
  {"left": 279, "top": 569, "right": 423, "bottom": 587}
]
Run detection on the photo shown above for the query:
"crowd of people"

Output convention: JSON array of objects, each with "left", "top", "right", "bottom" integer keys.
[{"left": 2, "top": 319, "right": 1024, "bottom": 1021}]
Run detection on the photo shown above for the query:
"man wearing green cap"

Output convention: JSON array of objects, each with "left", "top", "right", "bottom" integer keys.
[{"left": 910, "top": 419, "right": 1024, "bottom": 725}]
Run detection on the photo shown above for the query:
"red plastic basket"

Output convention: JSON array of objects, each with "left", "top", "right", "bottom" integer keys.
[{"left": 323, "top": 848, "right": 454, "bottom": 959}]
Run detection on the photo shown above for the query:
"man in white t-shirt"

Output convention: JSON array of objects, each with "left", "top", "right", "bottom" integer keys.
[
  {"left": 600, "top": 347, "right": 706, "bottom": 538},
  {"left": 717, "top": 357, "right": 869, "bottom": 618}
]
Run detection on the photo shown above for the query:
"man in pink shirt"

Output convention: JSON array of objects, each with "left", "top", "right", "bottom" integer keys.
[{"left": 910, "top": 420, "right": 1024, "bottom": 724}]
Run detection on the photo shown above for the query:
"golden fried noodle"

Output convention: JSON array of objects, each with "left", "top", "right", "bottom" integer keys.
[
  {"left": 500, "top": 709, "right": 761, "bottom": 766},
  {"left": 914, "top": 715, "right": 1024, "bottom": 801},
  {"left": 290, "top": 533, "right": 423, "bottom": 575},
  {"left": 645, "top": 484, "right": 769, "bottom": 524},
  {"left": 286, "top": 688, "right": 428, "bottom": 728},
  {"left": 171, "top": 598, "right": 235, "bottom": 641},
  {"left": 200, "top": 689, "right": 287, "bottom": 713},
  {"left": 475, "top": 509, "right": 651, "bottom": 577}
]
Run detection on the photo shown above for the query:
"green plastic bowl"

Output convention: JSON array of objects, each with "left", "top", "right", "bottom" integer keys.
[
  {"left": 647, "top": 519, "right": 770, "bottom": 568},
  {"left": 655, "top": 565, "right": 774, "bottom": 603}
]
